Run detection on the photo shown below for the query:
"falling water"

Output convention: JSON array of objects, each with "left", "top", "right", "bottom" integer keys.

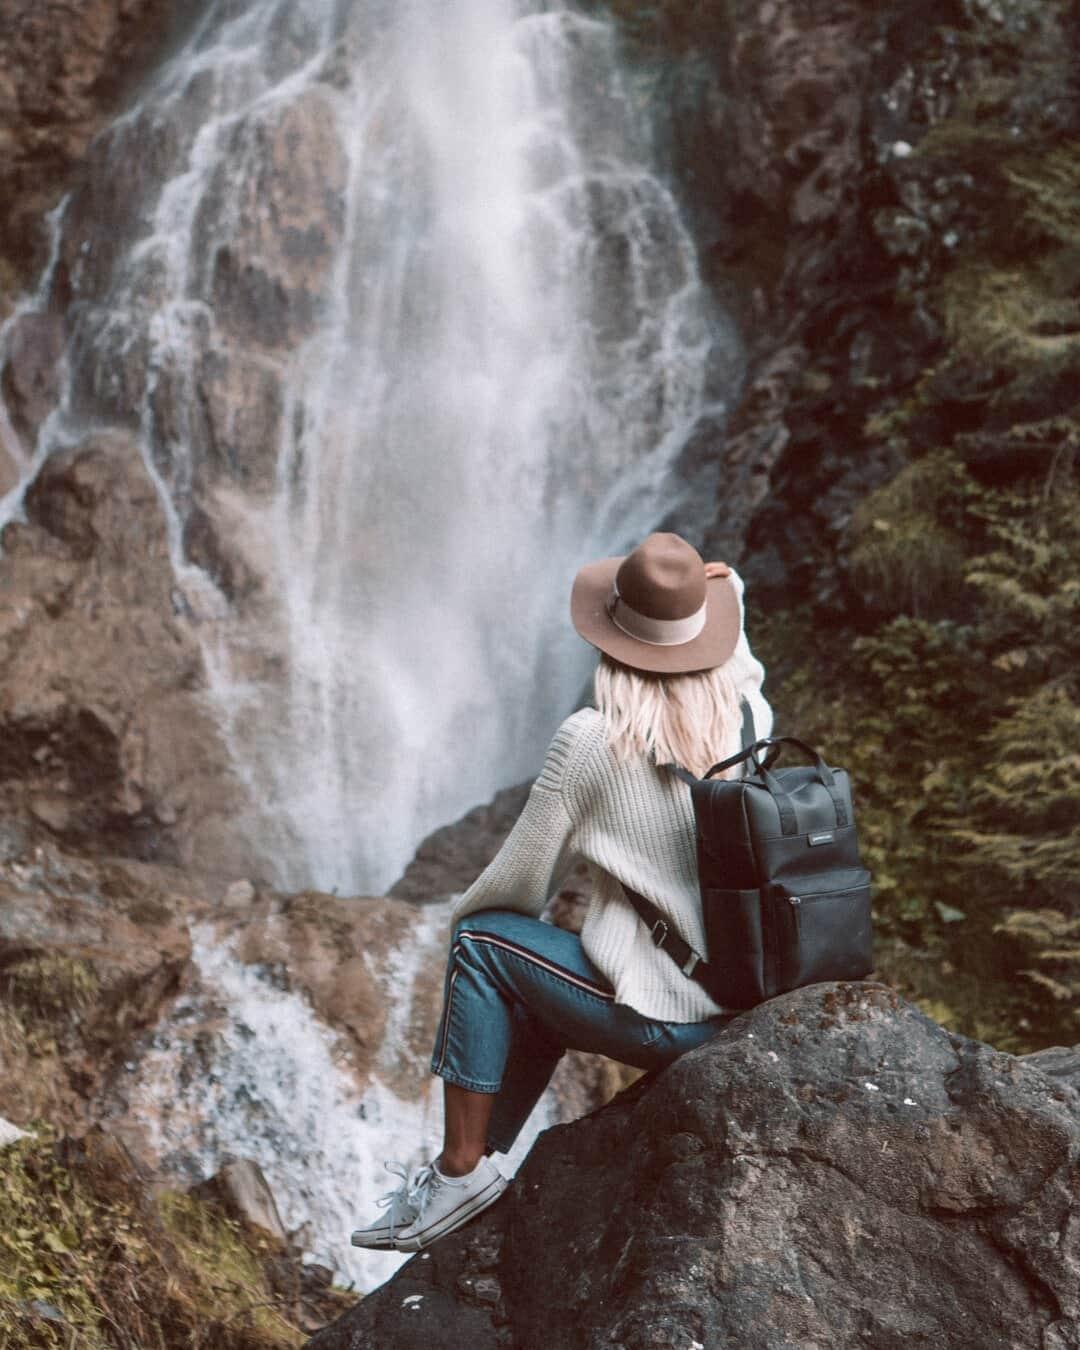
[
  {"left": 1, "top": 0, "right": 734, "bottom": 894},
  {"left": 114, "top": 903, "right": 552, "bottom": 1291},
  {"left": 0, "top": 0, "right": 740, "bottom": 1299}
]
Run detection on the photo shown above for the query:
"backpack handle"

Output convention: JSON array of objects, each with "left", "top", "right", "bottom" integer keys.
[
  {"left": 697, "top": 736, "right": 847, "bottom": 837},
  {"left": 750, "top": 737, "right": 849, "bottom": 834},
  {"left": 747, "top": 736, "right": 837, "bottom": 787}
]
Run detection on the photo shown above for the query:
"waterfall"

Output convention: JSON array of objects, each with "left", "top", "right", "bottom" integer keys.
[
  {"left": 111, "top": 902, "right": 555, "bottom": 1291},
  {"left": 1, "top": 0, "right": 735, "bottom": 895},
  {"left": 0, "top": 0, "right": 741, "bottom": 1303}
]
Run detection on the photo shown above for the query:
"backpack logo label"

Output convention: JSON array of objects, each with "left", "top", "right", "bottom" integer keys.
[{"left": 808, "top": 832, "right": 835, "bottom": 847}]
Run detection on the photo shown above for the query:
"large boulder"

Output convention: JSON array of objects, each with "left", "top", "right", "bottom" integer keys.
[{"left": 308, "top": 983, "right": 1080, "bottom": 1349}]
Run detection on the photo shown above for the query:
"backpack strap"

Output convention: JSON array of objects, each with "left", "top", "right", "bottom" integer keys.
[
  {"left": 740, "top": 697, "right": 756, "bottom": 753},
  {"left": 666, "top": 697, "right": 759, "bottom": 785},
  {"left": 621, "top": 883, "right": 713, "bottom": 986},
  {"left": 620, "top": 698, "right": 760, "bottom": 995}
]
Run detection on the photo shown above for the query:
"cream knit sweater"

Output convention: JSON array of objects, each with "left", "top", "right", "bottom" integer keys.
[{"left": 453, "top": 581, "right": 773, "bottom": 1023}]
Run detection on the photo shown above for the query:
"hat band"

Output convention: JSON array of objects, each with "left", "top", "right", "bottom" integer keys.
[{"left": 607, "top": 585, "right": 707, "bottom": 647}]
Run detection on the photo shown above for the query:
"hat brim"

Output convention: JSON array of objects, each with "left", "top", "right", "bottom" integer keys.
[{"left": 570, "top": 556, "right": 742, "bottom": 675}]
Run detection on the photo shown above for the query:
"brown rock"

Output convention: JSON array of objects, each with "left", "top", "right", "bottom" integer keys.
[
  {"left": 192, "top": 88, "right": 348, "bottom": 352},
  {"left": 223, "top": 878, "right": 257, "bottom": 912},
  {"left": 224, "top": 890, "right": 448, "bottom": 1093},
  {"left": 0, "top": 842, "right": 193, "bottom": 1131},
  {"left": 0, "top": 433, "right": 258, "bottom": 878},
  {"left": 0, "top": 310, "right": 64, "bottom": 444},
  {"left": 389, "top": 783, "right": 532, "bottom": 903},
  {"left": 0, "top": 0, "right": 174, "bottom": 279},
  {"left": 191, "top": 1158, "right": 289, "bottom": 1245},
  {"left": 192, "top": 347, "right": 285, "bottom": 496}
]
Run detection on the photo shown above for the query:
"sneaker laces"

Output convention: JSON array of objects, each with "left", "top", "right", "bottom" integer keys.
[
  {"left": 375, "top": 1161, "right": 443, "bottom": 1227},
  {"left": 405, "top": 1164, "right": 444, "bottom": 1219}
]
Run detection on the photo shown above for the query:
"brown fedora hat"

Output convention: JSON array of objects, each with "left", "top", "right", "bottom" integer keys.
[{"left": 571, "top": 532, "right": 741, "bottom": 674}]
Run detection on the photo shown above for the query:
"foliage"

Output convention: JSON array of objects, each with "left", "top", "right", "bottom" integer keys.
[
  {"left": 850, "top": 453, "right": 972, "bottom": 617},
  {"left": 0, "top": 1128, "right": 348, "bottom": 1348},
  {"left": 759, "top": 465, "right": 1080, "bottom": 1051},
  {"left": 1, "top": 953, "right": 100, "bottom": 1025}
]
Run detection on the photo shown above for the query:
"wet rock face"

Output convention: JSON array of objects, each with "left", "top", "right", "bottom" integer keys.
[
  {"left": 44, "top": 80, "right": 348, "bottom": 512},
  {"left": 192, "top": 89, "right": 349, "bottom": 354},
  {"left": 672, "top": 0, "right": 1079, "bottom": 600},
  {"left": 309, "top": 983, "right": 1080, "bottom": 1350},
  {"left": 221, "top": 888, "right": 448, "bottom": 1097},
  {"left": 0, "top": 434, "right": 252, "bottom": 876},
  {"left": 0, "top": 311, "right": 64, "bottom": 441},
  {"left": 0, "top": 0, "right": 175, "bottom": 287}
]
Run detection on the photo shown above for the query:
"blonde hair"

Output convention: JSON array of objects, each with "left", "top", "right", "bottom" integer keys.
[{"left": 593, "top": 653, "right": 741, "bottom": 778}]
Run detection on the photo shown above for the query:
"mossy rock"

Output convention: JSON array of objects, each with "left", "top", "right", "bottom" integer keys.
[{"left": 0, "top": 1128, "right": 351, "bottom": 1348}]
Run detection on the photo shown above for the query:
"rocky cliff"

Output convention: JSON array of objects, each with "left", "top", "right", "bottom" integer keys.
[
  {"left": 0, "top": 437, "right": 249, "bottom": 872},
  {"left": 672, "top": 0, "right": 1080, "bottom": 1046},
  {"left": 574, "top": 0, "right": 1079, "bottom": 1047},
  {"left": 308, "top": 982, "right": 1080, "bottom": 1350},
  {"left": 1, "top": 0, "right": 1075, "bottom": 1038},
  {"left": 0, "top": 0, "right": 175, "bottom": 278},
  {"left": 1, "top": 0, "right": 1078, "bottom": 1342}
]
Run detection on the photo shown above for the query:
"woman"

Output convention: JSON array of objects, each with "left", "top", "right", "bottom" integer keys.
[{"left": 351, "top": 531, "right": 772, "bottom": 1253}]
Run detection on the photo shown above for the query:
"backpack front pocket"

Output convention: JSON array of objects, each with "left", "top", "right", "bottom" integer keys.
[
  {"left": 700, "top": 886, "right": 769, "bottom": 1008},
  {"left": 772, "top": 869, "right": 873, "bottom": 992}
]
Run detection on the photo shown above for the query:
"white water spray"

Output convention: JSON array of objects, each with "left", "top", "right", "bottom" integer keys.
[
  {"left": 0, "top": 0, "right": 739, "bottom": 1296},
  {"left": 117, "top": 906, "right": 554, "bottom": 1292},
  {"left": 1, "top": 0, "right": 734, "bottom": 894}
]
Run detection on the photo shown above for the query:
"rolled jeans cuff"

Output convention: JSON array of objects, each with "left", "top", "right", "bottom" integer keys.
[{"left": 429, "top": 1065, "right": 501, "bottom": 1094}]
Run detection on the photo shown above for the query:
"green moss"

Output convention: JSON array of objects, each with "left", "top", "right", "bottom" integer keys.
[
  {"left": 0, "top": 1130, "right": 112, "bottom": 1344},
  {"left": 0, "top": 1131, "right": 332, "bottom": 1348},
  {"left": 850, "top": 453, "right": 971, "bottom": 618},
  {"left": 1, "top": 953, "right": 100, "bottom": 1025},
  {"left": 1006, "top": 143, "right": 1080, "bottom": 250},
  {"left": 158, "top": 1192, "right": 300, "bottom": 1345},
  {"left": 943, "top": 259, "right": 1080, "bottom": 366},
  {"left": 759, "top": 466, "right": 1080, "bottom": 1049}
]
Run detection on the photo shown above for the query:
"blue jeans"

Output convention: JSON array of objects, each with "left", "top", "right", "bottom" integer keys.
[{"left": 430, "top": 909, "right": 733, "bottom": 1152}]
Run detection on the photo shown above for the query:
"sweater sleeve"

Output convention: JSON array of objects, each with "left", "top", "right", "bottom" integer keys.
[
  {"left": 451, "top": 718, "right": 583, "bottom": 924},
  {"left": 727, "top": 570, "right": 774, "bottom": 740}
]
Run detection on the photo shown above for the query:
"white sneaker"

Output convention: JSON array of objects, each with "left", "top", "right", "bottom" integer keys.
[
  {"left": 393, "top": 1157, "right": 508, "bottom": 1252},
  {"left": 350, "top": 1161, "right": 423, "bottom": 1250}
]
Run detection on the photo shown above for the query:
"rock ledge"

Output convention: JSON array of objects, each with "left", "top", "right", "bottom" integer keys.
[{"left": 309, "top": 982, "right": 1080, "bottom": 1350}]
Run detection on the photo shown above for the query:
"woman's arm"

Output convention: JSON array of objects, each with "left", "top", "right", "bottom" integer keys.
[
  {"left": 452, "top": 720, "right": 585, "bottom": 923},
  {"left": 452, "top": 783, "right": 577, "bottom": 923},
  {"left": 711, "top": 563, "right": 774, "bottom": 740}
]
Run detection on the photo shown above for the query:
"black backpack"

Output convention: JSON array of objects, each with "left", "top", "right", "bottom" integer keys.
[{"left": 624, "top": 704, "right": 873, "bottom": 1010}]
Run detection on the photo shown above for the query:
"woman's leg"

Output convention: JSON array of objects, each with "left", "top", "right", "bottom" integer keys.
[
  {"left": 352, "top": 908, "right": 729, "bottom": 1251},
  {"left": 484, "top": 1001, "right": 567, "bottom": 1155},
  {"left": 431, "top": 909, "right": 729, "bottom": 1156},
  {"left": 439, "top": 1082, "right": 495, "bottom": 1176},
  {"left": 439, "top": 1000, "right": 566, "bottom": 1171}
]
